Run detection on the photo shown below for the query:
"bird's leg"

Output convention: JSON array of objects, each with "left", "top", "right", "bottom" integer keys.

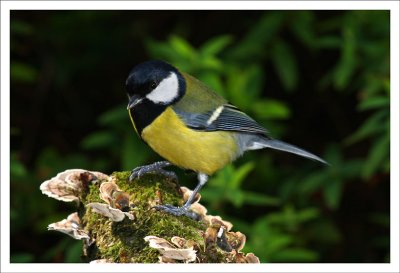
[
  {"left": 154, "top": 173, "right": 208, "bottom": 221},
  {"left": 129, "top": 161, "right": 177, "bottom": 182}
]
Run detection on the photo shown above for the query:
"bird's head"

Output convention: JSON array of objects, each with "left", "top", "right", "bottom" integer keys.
[{"left": 125, "top": 60, "right": 186, "bottom": 110}]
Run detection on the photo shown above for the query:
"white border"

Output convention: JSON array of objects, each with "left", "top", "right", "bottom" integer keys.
[
  {"left": 1, "top": 2, "right": 11, "bottom": 272},
  {"left": 1, "top": 1, "right": 399, "bottom": 273},
  {"left": 389, "top": 3, "right": 400, "bottom": 272},
  {"left": 0, "top": 0, "right": 398, "bottom": 10}
]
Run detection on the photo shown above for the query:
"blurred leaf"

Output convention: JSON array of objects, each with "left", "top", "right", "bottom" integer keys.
[
  {"left": 271, "top": 248, "right": 319, "bottom": 262},
  {"left": 36, "top": 148, "right": 90, "bottom": 176},
  {"left": 11, "top": 62, "right": 38, "bottom": 83},
  {"left": 265, "top": 234, "right": 293, "bottom": 254},
  {"left": 340, "top": 159, "right": 363, "bottom": 178},
  {"left": 306, "top": 219, "right": 342, "bottom": 244},
  {"left": 229, "top": 190, "right": 245, "bottom": 208},
  {"left": 358, "top": 96, "right": 389, "bottom": 111},
  {"left": 362, "top": 76, "right": 385, "bottom": 96},
  {"left": 198, "top": 56, "right": 223, "bottom": 71},
  {"left": 241, "top": 191, "right": 280, "bottom": 206},
  {"left": 200, "top": 35, "right": 233, "bottom": 57},
  {"left": 297, "top": 207, "right": 320, "bottom": 222},
  {"left": 169, "top": 35, "right": 196, "bottom": 60},
  {"left": 271, "top": 40, "right": 298, "bottom": 92},
  {"left": 10, "top": 253, "right": 34, "bottom": 263},
  {"left": 81, "top": 131, "right": 116, "bottom": 150},
  {"left": 383, "top": 78, "right": 390, "bottom": 94},
  {"left": 333, "top": 27, "right": 357, "bottom": 90},
  {"left": 228, "top": 13, "right": 284, "bottom": 60},
  {"left": 315, "top": 36, "right": 342, "bottom": 48},
  {"left": 11, "top": 153, "right": 27, "bottom": 178},
  {"left": 65, "top": 241, "right": 83, "bottom": 262},
  {"left": 202, "top": 163, "right": 256, "bottom": 207},
  {"left": 267, "top": 206, "right": 319, "bottom": 229},
  {"left": 229, "top": 162, "right": 255, "bottom": 190},
  {"left": 197, "top": 72, "right": 225, "bottom": 96},
  {"left": 226, "top": 65, "right": 263, "bottom": 109},
  {"left": 253, "top": 99, "right": 290, "bottom": 120},
  {"left": 267, "top": 206, "right": 295, "bottom": 225},
  {"left": 298, "top": 171, "right": 326, "bottom": 195},
  {"left": 324, "top": 144, "right": 342, "bottom": 164},
  {"left": 345, "top": 110, "right": 387, "bottom": 145},
  {"left": 98, "top": 105, "right": 127, "bottom": 126},
  {"left": 289, "top": 12, "right": 315, "bottom": 47},
  {"left": 362, "top": 134, "right": 390, "bottom": 178},
  {"left": 199, "top": 187, "right": 223, "bottom": 204},
  {"left": 323, "top": 179, "right": 342, "bottom": 210},
  {"left": 146, "top": 38, "right": 180, "bottom": 63},
  {"left": 121, "top": 134, "right": 150, "bottom": 171}
]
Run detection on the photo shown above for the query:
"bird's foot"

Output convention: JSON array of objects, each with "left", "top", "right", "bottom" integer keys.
[
  {"left": 129, "top": 161, "right": 177, "bottom": 182},
  {"left": 153, "top": 204, "right": 200, "bottom": 221}
]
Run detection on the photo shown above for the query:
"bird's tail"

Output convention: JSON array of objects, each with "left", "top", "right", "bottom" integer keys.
[{"left": 255, "top": 138, "right": 328, "bottom": 165}]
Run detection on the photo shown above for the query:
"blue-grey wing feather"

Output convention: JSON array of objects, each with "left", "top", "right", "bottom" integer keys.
[{"left": 174, "top": 104, "right": 268, "bottom": 135}]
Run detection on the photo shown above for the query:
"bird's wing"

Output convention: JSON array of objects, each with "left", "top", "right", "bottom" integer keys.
[
  {"left": 173, "top": 72, "right": 267, "bottom": 135},
  {"left": 174, "top": 104, "right": 269, "bottom": 135}
]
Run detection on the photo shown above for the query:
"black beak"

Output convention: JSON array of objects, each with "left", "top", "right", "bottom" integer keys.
[{"left": 127, "top": 95, "right": 143, "bottom": 110}]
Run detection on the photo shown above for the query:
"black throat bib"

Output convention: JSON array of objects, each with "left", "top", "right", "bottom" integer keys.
[{"left": 129, "top": 99, "right": 167, "bottom": 136}]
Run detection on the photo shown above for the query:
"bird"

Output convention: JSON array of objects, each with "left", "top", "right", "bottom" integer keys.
[{"left": 125, "top": 60, "right": 326, "bottom": 220}]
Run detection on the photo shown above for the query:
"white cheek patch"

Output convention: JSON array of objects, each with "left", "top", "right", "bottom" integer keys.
[{"left": 146, "top": 72, "right": 179, "bottom": 104}]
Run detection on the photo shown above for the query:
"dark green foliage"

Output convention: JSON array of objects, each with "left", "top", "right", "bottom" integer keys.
[{"left": 10, "top": 10, "right": 390, "bottom": 263}]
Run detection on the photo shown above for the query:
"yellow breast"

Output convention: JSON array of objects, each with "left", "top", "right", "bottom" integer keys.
[{"left": 141, "top": 107, "right": 238, "bottom": 175}]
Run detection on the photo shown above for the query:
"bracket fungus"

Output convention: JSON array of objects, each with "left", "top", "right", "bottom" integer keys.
[
  {"left": 87, "top": 202, "right": 135, "bottom": 222},
  {"left": 48, "top": 212, "right": 89, "bottom": 240},
  {"left": 40, "top": 169, "right": 260, "bottom": 263},
  {"left": 87, "top": 181, "right": 135, "bottom": 222},
  {"left": 144, "top": 236, "right": 197, "bottom": 263},
  {"left": 40, "top": 169, "right": 109, "bottom": 203},
  {"left": 99, "top": 181, "right": 131, "bottom": 211}
]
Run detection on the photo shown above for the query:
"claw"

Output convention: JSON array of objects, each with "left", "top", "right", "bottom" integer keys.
[
  {"left": 128, "top": 161, "right": 177, "bottom": 182},
  {"left": 151, "top": 173, "right": 208, "bottom": 221},
  {"left": 153, "top": 204, "right": 201, "bottom": 221}
]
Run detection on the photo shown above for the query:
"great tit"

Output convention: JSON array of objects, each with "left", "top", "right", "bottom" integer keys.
[{"left": 126, "top": 60, "right": 326, "bottom": 220}]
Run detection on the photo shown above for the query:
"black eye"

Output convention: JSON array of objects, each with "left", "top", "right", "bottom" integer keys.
[{"left": 150, "top": 81, "right": 157, "bottom": 89}]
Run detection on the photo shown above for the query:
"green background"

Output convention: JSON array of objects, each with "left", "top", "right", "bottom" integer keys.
[{"left": 10, "top": 10, "right": 390, "bottom": 263}]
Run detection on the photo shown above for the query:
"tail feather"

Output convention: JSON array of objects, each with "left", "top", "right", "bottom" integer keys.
[{"left": 256, "top": 139, "right": 328, "bottom": 165}]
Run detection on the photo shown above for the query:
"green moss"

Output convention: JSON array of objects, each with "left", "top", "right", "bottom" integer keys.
[
  {"left": 83, "top": 183, "right": 103, "bottom": 203},
  {"left": 115, "top": 171, "right": 182, "bottom": 206},
  {"left": 79, "top": 171, "right": 243, "bottom": 263},
  {"left": 80, "top": 171, "right": 202, "bottom": 262}
]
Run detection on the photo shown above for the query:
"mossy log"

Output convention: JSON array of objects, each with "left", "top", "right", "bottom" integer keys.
[{"left": 40, "top": 169, "right": 259, "bottom": 263}]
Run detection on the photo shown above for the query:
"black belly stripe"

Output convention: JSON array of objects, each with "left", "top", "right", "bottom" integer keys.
[{"left": 129, "top": 99, "right": 167, "bottom": 136}]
